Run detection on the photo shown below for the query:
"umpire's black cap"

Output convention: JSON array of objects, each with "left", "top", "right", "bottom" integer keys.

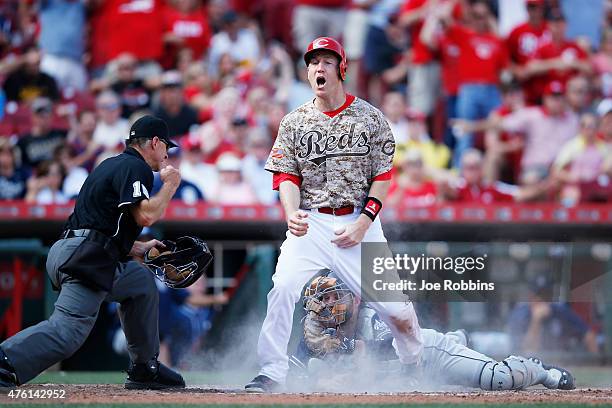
[{"left": 127, "top": 115, "right": 178, "bottom": 148}]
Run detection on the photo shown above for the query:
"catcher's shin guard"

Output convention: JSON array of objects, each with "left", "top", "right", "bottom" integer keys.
[{"left": 479, "top": 355, "right": 549, "bottom": 391}]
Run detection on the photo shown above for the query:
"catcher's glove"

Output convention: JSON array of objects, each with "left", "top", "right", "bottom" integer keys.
[{"left": 143, "top": 236, "right": 212, "bottom": 288}]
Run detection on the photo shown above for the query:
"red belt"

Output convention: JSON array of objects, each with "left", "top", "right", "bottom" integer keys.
[{"left": 316, "top": 205, "right": 355, "bottom": 216}]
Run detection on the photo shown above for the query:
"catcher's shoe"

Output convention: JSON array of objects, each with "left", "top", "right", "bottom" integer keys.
[
  {"left": 245, "top": 375, "right": 280, "bottom": 393},
  {"left": 125, "top": 359, "right": 185, "bottom": 390},
  {"left": 529, "top": 357, "right": 576, "bottom": 390},
  {"left": 0, "top": 348, "right": 18, "bottom": 389}
]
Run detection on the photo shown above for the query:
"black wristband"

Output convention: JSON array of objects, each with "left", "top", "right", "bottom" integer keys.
[{"left": 361, "top": 196, "right": 383, "bottom": 221}]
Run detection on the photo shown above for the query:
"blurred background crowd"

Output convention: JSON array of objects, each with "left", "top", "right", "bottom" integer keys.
[
  {"left": 0, "top": 0, "right": 610, "bottom": 372},
  {"left": 0, "top": 0, "right": 611, "bottom": 209}
]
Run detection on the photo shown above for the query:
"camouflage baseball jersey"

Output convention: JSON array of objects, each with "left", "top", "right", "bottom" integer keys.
[{"left": 265, "top": 97, "right": 395, "bottom": 208}]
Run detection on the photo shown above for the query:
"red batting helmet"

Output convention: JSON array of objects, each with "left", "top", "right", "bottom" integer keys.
[{"left": 304, "top": 37, "right": 347, "bottom": 81}]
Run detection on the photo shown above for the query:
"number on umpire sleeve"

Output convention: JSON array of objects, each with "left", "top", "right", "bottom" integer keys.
[{"left": 132, "top": 181, "right": 141, "bottom": 198}]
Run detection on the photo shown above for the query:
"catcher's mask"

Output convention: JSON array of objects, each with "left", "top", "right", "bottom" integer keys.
[
  {"left": 303, "top": 269, "right": 354, "bottom": 326},
  {"left": 143, "top": 236, "right": 212, "bottom": 288}
]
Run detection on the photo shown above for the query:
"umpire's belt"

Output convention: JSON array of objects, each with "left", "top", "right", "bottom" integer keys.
[{"left": 61, "top": 229, "right": 119, "bottom": 258}]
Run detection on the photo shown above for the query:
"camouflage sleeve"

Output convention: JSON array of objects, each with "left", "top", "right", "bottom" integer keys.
[
  {"left": 370, "top": 110, "right": 396, "bottom": 179},
  {"left": 264, "top": 116, "right": 299, "bottom": 175},
  {"left": 303, "top": 313, "right": 342, "bottom": 357}
]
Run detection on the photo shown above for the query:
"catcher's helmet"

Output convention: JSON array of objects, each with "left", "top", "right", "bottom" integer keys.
[
  {"left": 303, "top": 37, "right": 347, "bottom": 81},
  {"left": 303, "top": 269, "right": 354, "bottom": 326},
  {"left": 143, "top": 236, "right": 212, "bottom": 288}
]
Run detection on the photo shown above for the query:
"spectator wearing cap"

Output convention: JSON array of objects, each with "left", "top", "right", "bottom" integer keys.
[
  {"left": 178, "top": 136, "right": 218, "bottom": 199},
  {"left": 441, "top": 148, "right": 544, "bottom": 203},
  {"left": 552, "top": 112, "right": 609, "bottom": 205},
  {"left": 38, "top": 0, "right": 88, "bottom": 91},
  {"left": 153, "top": 71, "right": 199, "bottom": 139},
  {"left": 207, "top": 11, "right": 261, "bottom": 78},
  {"left": 151, "top": 146, "right": 204, "bottom": 205},
  {"left": 427, "top": 0, "right": 509, "bottom": 169},
  {"left": 241, "top": 127, "right": 277, "bottom": 205},
  {"left": 93, "top": 90, "right": 130, "bottom": 151},
  {"left": 162, "top": 0, "right": 212, "bottom": 69},
  {"left": 488, "top": 80, "right": 579, "bottom": 183},
  {"left": 109, "top": 53, "right": 154, "bottom": 119},
  {"left": 3, "top": 47, "right": 60, "bottom": 103},
  {"left": 388, "top": 150, "right": 438, "bottom": 208},
  {"left": 507, "top": 275, "right": 600, "bottom": 354},
  {"left": 210, "top": 152, "right": 258, "bottom": 205},
  {"left": 505, "top": 0, "right": 550, "bottom": 105},
  {"left": 292, "top": 0, "right": 348, "bottom": 52},
  {"left": 0, "top": 138, "right": 29, "bottom": 200},
  {"left": 16, "top": 97, "right": 67, "bottom": 169},
  {"left": 400, "top": 0, "right": 461, "bottom": 117},
  {"left": 523, "top": 9, "right": 592, "bottom": 104}
]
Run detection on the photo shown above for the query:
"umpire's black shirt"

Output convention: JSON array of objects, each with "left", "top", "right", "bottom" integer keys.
[{"left": 65, "top": 147, "right": 154, "bottom": 257}]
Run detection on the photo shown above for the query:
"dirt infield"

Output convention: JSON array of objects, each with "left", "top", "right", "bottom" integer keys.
[{"left": 1, "top": 384, "right": 611, "bottom": 405}]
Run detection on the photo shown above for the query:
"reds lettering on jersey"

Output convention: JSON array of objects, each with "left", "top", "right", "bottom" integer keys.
[{"left": 265, "top": 97, "right": 395, "bottom": 208}]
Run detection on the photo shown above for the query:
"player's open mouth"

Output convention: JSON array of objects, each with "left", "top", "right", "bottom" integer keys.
[{"left": 316, "top": 77, "right": 326, "bottom": 87}]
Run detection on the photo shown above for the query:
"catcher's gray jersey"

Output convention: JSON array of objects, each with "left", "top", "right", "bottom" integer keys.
[{"left": 265, "top": 97, "right": 395, "bottom": 208}]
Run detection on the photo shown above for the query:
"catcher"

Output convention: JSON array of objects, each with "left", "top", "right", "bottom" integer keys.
[{"left": 292, "top": 269, "right": 576, "bottom": 392}]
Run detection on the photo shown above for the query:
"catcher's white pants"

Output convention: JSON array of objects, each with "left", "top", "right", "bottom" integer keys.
[{"left": 257, "top": 209, "right": 423, "bottom": 383}]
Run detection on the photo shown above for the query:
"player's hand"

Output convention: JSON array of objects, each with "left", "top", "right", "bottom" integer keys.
[
  {"left": 331, "top": 217, "right": 370, "bottom": 248},
  {"left": 287, "top": 210, "right": 309, "bottom": 236},
  {"left": 129, "top": 239, "right": 165, "bottom": 259},
  {"left": 160, "top": 165, "right": 181, "bottom": 187}
]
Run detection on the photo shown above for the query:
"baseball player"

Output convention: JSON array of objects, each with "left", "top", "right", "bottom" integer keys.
[
  {"left": 0, "top": 116, "right": 185, "bottom": 390},
  {"left": 295, "top": 270, "right": 575, "bottom": 392},
  {"left": 245, "top": 37, "right": 423, "bottom": 393}
]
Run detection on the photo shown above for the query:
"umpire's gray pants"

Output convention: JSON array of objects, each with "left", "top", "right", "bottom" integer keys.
[{"left": 0, "top": 237, "right": 159, "bottom": 383}]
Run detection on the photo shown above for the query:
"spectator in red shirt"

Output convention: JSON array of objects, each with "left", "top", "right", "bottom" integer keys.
[
  {"left": 89, "top": 0, "right": 164, "bottom": 69},
  {"left": 523, "top": 9, "right": 592, "bottom": 104},
  {"left": 430, "top": 0, "right": 509, "bottom": 169},
  {"left": 506, "top": 0, "right": 550, "bottom": 105},
  {"left": 420, "top": 0, "right": 462, "bottom": 150},
  {"left": 162, "top": 0, "right": 212, "bottom": 69},
  {"left": 400, "top": 0, "right": 461, "bottom": 117},
  {"left": 483, "top": 80, "right": 525, "bottom": 185},
  {"left": 388, "top": 150, "right": 438, "bottom": 208},
  {"left": 442, "top": 148, "right": 542, "bottom": 203}
]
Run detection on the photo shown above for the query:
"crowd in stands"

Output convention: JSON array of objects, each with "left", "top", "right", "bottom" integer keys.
[{"left": 0, "top": 0, "right": 610, "bottom": 207}]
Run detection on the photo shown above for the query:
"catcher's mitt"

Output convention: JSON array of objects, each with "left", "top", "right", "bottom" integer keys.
[{"left": 143, "top": 236, "right": 212, "bottom": 288}]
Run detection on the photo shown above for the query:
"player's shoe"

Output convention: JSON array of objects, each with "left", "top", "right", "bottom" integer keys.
[
  {"left": 0, "top": 348, "right": 18, "bottom": 389},
  {"left": 529, "top": 357, "right": 576, "bottom": 390},
  {"left": 125, "top": 358, "right": 185, "bottom": 390},
  {"left": 245, "top": 375, "right": 280, "bottom": 393}
]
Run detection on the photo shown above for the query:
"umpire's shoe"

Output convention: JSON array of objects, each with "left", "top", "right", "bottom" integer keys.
[
  {"left": 245, "top": 375, "right": 280, "bottom": 393},
  {"left": 529, "top": 357, "right": 576, "bottom": 390},
  {"left": 0, "top": 348, "right": 18, "bottom": 389},
  {"left": 125, "top": 358, "right": 185, "bottom": 390}
]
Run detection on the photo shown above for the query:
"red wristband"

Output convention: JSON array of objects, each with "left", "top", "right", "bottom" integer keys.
[{"left": 361, "top": 196, "right": 383, "bottom": 221}]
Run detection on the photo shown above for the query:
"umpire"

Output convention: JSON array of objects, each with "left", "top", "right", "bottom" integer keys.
[{"left": 0, "top": 115, "right": 185, "bottom": 390}]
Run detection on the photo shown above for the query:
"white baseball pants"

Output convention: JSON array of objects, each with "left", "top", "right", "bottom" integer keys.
[{"left": 257, "top": 209, "right": 423, "bottom": 383}]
